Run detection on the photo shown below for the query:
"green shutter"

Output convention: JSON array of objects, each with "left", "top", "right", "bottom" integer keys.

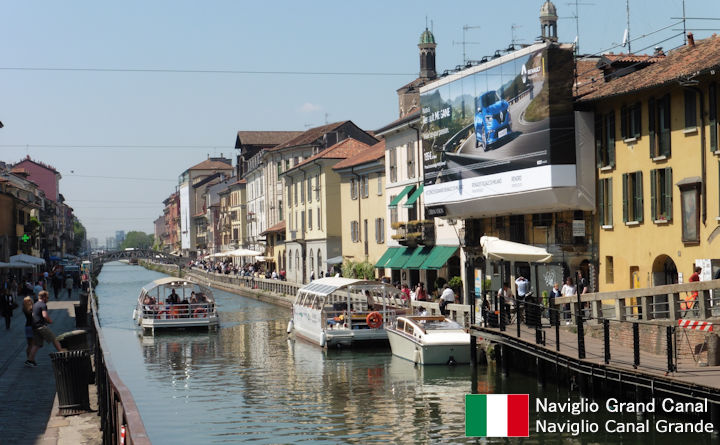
[
  {"left": 648, "top": 98, "right": 656, "bottom": 158},
  {"left": 636, "top": 171, "right": 644, "bottom": 223},
  {"left": 663, "top": 94, "right": 672, "bottom": 157},
  {"left": 608, "top": 111, "right": 616, "bottom": 167},
  {"left": 599, "top": 179, "right": 605, "bottom": 225},
  {"left": 608, "top": 177, "right": 613, "bottom": 225},
  {"left": 665, "top": 167, "right": 673, "bottom": 221},
  {"left": 622, "top": 173, "right": 628, "bottom": 222},
  {"left": 633, "top": 102, "right": 642, "bottom": 139},
  {"left": 595, "top": 114, "right": 603, "bottom": 168},
  {"left": 620, "top": 106, "right": 628, "bottom": 139},
  {"left": 650, "top": 169, "right": 657, "bottom": 220}
]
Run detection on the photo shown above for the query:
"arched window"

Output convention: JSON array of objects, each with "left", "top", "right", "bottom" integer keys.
[
  {"left": 287, "top": 250, "right": 291, "bottom": 271},
  {"left": 317, "top": 250, "right": 322, "bottom": 276},
  {"left": 309, "top": 249, "right": 314, "bottom": 276},
  {"left": 295, "top": 250, "right": 299, "bottom": 272}
]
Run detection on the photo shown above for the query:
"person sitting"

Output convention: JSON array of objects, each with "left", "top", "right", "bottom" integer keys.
[
  {"left": 167, "top": 289, "right": 180, "bottom": 305},
  {"left": 189, "top": 291, "right": 198, "bottom": 304}
]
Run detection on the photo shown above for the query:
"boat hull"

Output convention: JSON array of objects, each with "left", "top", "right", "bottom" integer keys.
[{"left": 387, "top": 329, "right": 471, "bottom": 365}]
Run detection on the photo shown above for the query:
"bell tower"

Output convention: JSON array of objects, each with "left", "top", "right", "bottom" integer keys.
[
  {"left": 419, "top": 28, "right": 437, "bottom": 80},
  {"left": 540, "top": 1, "right": 558, "bottom": 42}
]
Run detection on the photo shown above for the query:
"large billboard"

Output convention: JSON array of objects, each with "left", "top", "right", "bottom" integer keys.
[{"left": 421, "top": 43, "right": 578, "bottom": 211}]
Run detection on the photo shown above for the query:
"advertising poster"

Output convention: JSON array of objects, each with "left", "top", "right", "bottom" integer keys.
[{"left": 421, "top": 43, "right": 576, "bottom": 206}]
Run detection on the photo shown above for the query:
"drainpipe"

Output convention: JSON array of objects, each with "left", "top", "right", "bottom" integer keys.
[
  {"left": 312, "top": 160, "right": 324, "bottom": 275},
  {"left": 351, "top": 167, "right": 363, "bottom": 260},
  {"left": 408, "top": 121, "right": 423, "bottom": 220},
  {"left": 682, "top": 83, "right": 707, "bottom": 225}
]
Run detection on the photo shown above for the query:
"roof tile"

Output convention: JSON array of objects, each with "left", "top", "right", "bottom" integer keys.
[{"left": 332, "top": 140, "right": 385, "bottom": 170}]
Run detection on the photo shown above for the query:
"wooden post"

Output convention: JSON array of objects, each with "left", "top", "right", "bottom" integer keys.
[
  {"left": 615, "top": 298, "right": 626, "bottom": 321},
  {"left": 640, "top": 295, "right": 652, "bottom": 321},
  {"left": 668, "top": 293, "right": 679, "bottom": 321},
  {"left": 699, "top": 289, "right": 710, "bottom": 319},
  {"left": 591, "top": 300, "right": 603, "bottom": 320}
]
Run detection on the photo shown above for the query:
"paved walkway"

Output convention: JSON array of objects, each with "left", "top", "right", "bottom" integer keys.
[{"left": 0, "top": 289, "right": 101, "bottom": 445}]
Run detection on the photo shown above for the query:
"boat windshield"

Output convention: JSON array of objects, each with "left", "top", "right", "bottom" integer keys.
[{"left": 421, "top": 320, "right": 463, "bottom": 331}]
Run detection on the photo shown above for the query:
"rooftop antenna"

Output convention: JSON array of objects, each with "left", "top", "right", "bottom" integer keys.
[
  {"left": 511, "top": 23, "right": 522, "bottom": 47},
  {"left": 563, "top": 1, "right": 595, "bottom": 54},
  {"left": 452, "top": 25, "right": 482, "bottom": 64},
  {"left": 324, "top": 113, "right": 329, "bottom": 125},
  {"left": 624, "top": 0, "right": 631, "bottom": 53}
]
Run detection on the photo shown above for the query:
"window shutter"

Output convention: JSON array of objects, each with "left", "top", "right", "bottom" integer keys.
[
  {"left": 665, "top": 167, "right": 673, "bottom": 221},
  {"left": 608, "top": 177, "right": 613, "bottom": 224},
  {"left": 599, "top": 179, "right": 605, "bottom": 225},
  {"left": 633, "top": 102, "right": 642, "bottom": 139},
  {"left": 622, "top": 173, "right": 628, "bottom": 222},
  {"left": 648, "top": 98, "right": 656, "bottom": 158},
  {"left": 608, "top": 111, "right": 616, "bottom": 167},
  {"left": 663, "top": 94, "right": 672, "bottom": 157},
  {"left": 595, "top": 114, "right": 603, "bottom": 168},
  {"left": 620, "top": 106, "right": 628, "bottom": 139},
  {"left": 710, "top": 83, "right": 718, "bottom": 152},
  {"left": 650, "top": 169, "right": 657, "bottom": 220},
  {"left": 636, "top": 171, "right": 644, "bottom": 223}
]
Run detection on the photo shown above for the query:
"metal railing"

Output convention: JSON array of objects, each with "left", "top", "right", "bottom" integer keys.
[
  {"left": 92, "top": 295, "right": 151, "bottom": 445},
  {"left": 138, "top": 303, "right": 216, "bottom": 320}
]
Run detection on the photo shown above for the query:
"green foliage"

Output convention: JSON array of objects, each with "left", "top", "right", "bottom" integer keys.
[
  {"left": 72, "top": 217, "right": 86, "bottom": 254},
  {"left": 341, "top": 260, "right": 376, "bottom": 279},
  {"left": 120, "top": 231, "right": 154, "bottom": 249},
  {"left": 341, "top": 260, "right": 354, "bottom": 278},
  {"left": 448, "top": 276, "right": 463, "bottom": 293}
]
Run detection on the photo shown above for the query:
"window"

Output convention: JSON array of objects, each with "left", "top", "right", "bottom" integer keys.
[
  {"left": 361, "top": 175, "right": 369, "bottom": 198},
  {"left": 620, "top": 103, "right": 641, "bottom": 140},
  {"left": 598, "top": 178, "right": 613, "bottom": 226},
  {"left": 317, "top": 251, "right": 322, "bottom": 274},
  {"left": 350, "top": 178, "right": 358, "bottom": 200},
  {"left": 293, "top": 180, "right": 298, "bottom": 206},
  {"left": 278, "top": 200, "right": 283, "bottom": 221},
  {"left": 307, "top": 178, "right": 312, "bottom": 202},
  {"left": 606, "top": 256, "right": 614, "bottom": 284},
  {"left": 649, "top": 95, "right": 671, "bottom": 158},
  {"left": 288, "top": 250, "right": 292, "bottom": 271},
  {"left": 308, "top": 206, "right": 312, "bottom": 230},
  {"left": 389, "top": 148, "right": 397, "bottom": 182},
  {"left": 650, "top": 168, "right": 673, "bottom": 222},
  {"left": 622, "top": 171, "right": 643, "bottom": 223},
  {"left": 684, "top": 89, "right": 697, "bottom": 129},
  {"left": 301, "top": 180, "right": 305, "bottom": 203},
  {"left": 301, "top": 211, "right": 305, "bottom": 233},
  {"left": 277, "top": 162, "right": 282, "bottom": 177},
  {"left": 295, "top": 250, "right": 299, "bottom": 271},
  {"left": 596, "top": 111, "right": 615, "bottom": 168},
  {"left": 679, "top": 182, "right": 700, "bottom": 243},
  {"left": 532, "top": 213, "right": 552, "bottom": 227},
  {"left": 309, "top": 249, "right": 314, "bottom": 275},
  {"left": 285, "top": 159, "right": 290, "bottom": 171},
  {"left": 710, "top": 83, "right": 718, "bottom": 152},
  {"left": 377, "top": 174, "right": 383, "bottom": 195},
  {"left": 350, "top": 221, "right": 359, "bottom": 242},
  {"left": 364, "top": 219, "right": 369, "bottom": 255},
  {"left": 315, "top": 174, "right": 320, "bottom": 201},
  {"left": 509, "top": 215, "right": 525, "bottom": 243},
  {"left": 317, "top": 208, "right": 321, "bottom": 231},
  {"left": 375, "top": 217, "right": 385, "bottom": 243},
  {"left": 407, "top": 144, "right": 416, "bottom": 179},
  {"left": 390, "top": 196, "right": 398, "bottom": 225}
]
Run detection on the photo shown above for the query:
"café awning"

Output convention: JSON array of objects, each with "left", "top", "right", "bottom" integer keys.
[
  {"left": 386, "top": 247, "right": 415, "bottom": 270},
  {"left": 374, "top": 247, "right": 402, "bottom": 268},
  {"left": 403, "top": 184, "right": 424, "bottom": 208},
  {"left": 404, "top": 246, "right": 433, "bottom": 269},
  {"left": 420, "top": 246, "right": 458, "bottom": 270},
  {"left": 480, "top": 236, "right": 552, "bottom": 263}
]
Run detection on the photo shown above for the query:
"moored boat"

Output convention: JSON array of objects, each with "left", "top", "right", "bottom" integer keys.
[
  {"left": 133, "top": 277, "right": 219, "bottom": 334},
  {"left": 287, "top": 277, "right": 400, "bottom": 348},
  {"left": 386, "top": 315, "right": 471, "bottom": 365}
]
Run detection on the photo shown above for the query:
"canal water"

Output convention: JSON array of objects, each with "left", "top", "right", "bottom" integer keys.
[{"left": 96, "top": 262, "right": 715, "bottom": 444}]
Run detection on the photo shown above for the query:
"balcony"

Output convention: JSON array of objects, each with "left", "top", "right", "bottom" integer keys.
[{"left": 391, "top": 220, "right": 435, "bottom": 247}]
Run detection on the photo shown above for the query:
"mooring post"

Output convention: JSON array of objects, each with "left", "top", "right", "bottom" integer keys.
[
  {"left": 499, "top": 297, "right": 505, "bottom": 332},
  {"left": 536, "top": 357, "right": 545, "bottom": 387},
  {"left": 604, "top": 319, "right": 610, "bottom": 364},
  {"left": 666, "top": 326, "right": 675, "bottom": 373},
  {"left": 516, "top": 303, "right": 521, "bottom": 338},
  {"left": 633, "top": 322, "right": 640, "bottom": 369},
  {"left": 554, "top": 309, "right": 560, "bottom": 352},
  {"left": 470, "top": 332, "right": 477, "bottom": 369},
  {"left": 576, "top": 293, "right": 585, "bottom": 359}
]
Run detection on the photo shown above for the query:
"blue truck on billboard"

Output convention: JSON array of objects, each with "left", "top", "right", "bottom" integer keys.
[{"left": 420, "top": 43, "right": 575, "bottom": 193}]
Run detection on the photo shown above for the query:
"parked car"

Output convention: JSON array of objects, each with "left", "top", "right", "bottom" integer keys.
[{"left": 474, "top": 90, "right": 512, "bottom": 150}]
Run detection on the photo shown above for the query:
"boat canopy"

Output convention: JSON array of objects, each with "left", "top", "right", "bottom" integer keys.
[
  {"left": 140, "top": 277, "right": 207, "bottom": 294},
  {"left": 297, "top": 277, "right": 396, "bottom": 298}
]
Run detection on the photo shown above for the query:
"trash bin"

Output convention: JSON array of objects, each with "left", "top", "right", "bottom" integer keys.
[
  {"left": 74, "top": 303, "right": 87, "bottom": 328},
  {"left": 57, "top": 329, "right": 89, "bottom": 350},
  {"left": 50, "top": 350, "right": 91, "bottom": 415}
]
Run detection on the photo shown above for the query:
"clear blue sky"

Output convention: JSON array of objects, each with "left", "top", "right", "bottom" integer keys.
[{"left": 1, "top": 0, "right": 717, "bottom": 243}]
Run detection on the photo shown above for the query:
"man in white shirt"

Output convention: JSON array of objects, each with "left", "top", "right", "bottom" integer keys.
[
  {"left": 439, "top": 284, "right": 455, "bottom": 315},
  {"left": 515, "top": 276, "right": 529, "bottom": 300}
]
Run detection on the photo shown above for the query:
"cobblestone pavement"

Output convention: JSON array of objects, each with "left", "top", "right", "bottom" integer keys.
[{"left": 0, "top": 289, "right": 101, "bottom": 445}]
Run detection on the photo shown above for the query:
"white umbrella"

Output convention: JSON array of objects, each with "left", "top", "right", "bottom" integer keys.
[
  {"left": 229, "top": 248, "right": 263, "bottom": 257},
  {"left": 9, "top": 254, "right": 46, "bottom": 265},
  {"left": 480, "top": 236, "right": 552, "bottom": 263}
]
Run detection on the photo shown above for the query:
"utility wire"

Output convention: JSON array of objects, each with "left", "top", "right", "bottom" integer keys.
[
  {"left": 0, "top": 144, "right": 230, "bottom": 150},
  {"left": 63, "top": 174, "right": 176, "bottom": 182},
  {"left": 0, "top": 66, "right": 414, "bottom": 76}
]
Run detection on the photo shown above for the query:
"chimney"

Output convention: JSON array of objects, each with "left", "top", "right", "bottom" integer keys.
[
  {"left": 654, "top": 46, "right": 664, "bottom": 56},
  {"left": 687, "top": 32, "right": 695, "bottom": 46}
]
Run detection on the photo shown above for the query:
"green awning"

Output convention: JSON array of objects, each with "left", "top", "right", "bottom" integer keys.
[
  {"left": 403, "top": 184, "right": 424, "bottom": 208},
  {"left": 388, "top": 185, "right": 414, "bottom": 208},
  {"left": 421, "top": 245, "right": 459, "bottom": 270},
  {"left": 374, "top": 247, "right": 402, "bottom": 268},
  {"left": 385, "top": 246, "right": 415, "bottom": 270},
  {"left": 404, "top": 245, "right": 434, "bottom": 269}
]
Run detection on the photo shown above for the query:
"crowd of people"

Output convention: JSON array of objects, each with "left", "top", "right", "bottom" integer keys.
[{"left": 188, "top": 259, "right": 287, "bottom": 281}]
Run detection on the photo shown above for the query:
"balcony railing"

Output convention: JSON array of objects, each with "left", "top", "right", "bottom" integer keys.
[{"left": 390, "top": 220, "right": 435, "bottom": 247}]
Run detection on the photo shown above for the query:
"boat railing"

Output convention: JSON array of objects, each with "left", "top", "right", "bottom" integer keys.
[
  {"left": 323, "top": 308, "right": 396, "bottom": 330},
  {"left": 141, "top": 303, "right": 216, "bottom": 320},
  {"left": 410, "top": 301, "right": 473, "bottom": 328}
]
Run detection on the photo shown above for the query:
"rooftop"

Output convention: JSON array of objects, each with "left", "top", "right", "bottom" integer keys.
[
  {"left": 333, "top": 140, "right": 385, "bottom": 170},
  {"left": 269, "top": 121, "right": 349, "bottom": 151},
  {"left": 284, "top": 138, "right": 372, "bottom": 174},
  {"left": 234, "top": 131, "right": 303, "bottom": 148},
  {"left": 187, "top": 158, "right": 234, "bottom": 171}
]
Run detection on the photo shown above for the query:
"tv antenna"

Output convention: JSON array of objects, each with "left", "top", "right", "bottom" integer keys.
[
  {"left": 452, "top": 24, "right": 482, "bottom": 64},
  {"left": 562, "top": 1, "right": 595, "bottom": 54}
]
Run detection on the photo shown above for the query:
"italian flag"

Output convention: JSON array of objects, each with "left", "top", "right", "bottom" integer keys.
[{"left": 465, "top": 394, "right": 529, "bottom": 437}]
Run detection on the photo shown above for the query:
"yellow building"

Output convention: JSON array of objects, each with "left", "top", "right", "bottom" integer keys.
[
  {"left": 227, "top": 179, "right": 247, "bottom": 261},
  {"left": 332, "top": 140, "right": 387, "bottom": 270},
  {"left": 280, "top": 138, "right": 373, "bottom": 283},
  {"left": 579, "top": 34, "right": 720, "bottom": 290}
]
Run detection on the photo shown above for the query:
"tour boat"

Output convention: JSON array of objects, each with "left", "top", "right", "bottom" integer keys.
[
  {"left": 133, "top": 277, "right": 219, "bottom": 334},
  {"left": 287, "top": 277, "right": 399, "bottom": 348},
  {"left": 386, "top": 315, "right": 471, "bottom": 365}
]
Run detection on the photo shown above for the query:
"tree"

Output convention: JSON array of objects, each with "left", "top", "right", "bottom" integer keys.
[
  {"left": 72, "top": 218, "right": 86, "bottom": 254},
  {"left": 120, "top": 231, "right": 154, "bottom": 250}
]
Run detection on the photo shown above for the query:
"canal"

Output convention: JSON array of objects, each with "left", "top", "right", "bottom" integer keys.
[{"left": 96, "top": 262, "right": 715, "bottom": 444}]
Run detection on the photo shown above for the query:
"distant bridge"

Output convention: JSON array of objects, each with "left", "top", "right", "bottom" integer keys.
[{"left": 91, "top": 249, "right": 186, "bottom": 267}]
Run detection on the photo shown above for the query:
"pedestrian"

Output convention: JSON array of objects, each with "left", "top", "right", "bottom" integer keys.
[
  {"left": 439, "top": 284, "right": 455, "bottom": 315},
  {"left": 33, "top": 280, "right": 44, "bottom": 301},
  {"left": 22, "top": 296, "right": 35, "bottom": 364},
  {"left": 310, "top": 270, "right": 315, "bottom": 282},
  {"left": 561, "top": 277, "right": 577, "bottom": 324},
  {"left": 683, "top": 266, "right": 701, "bottom": 317},
  {"left": 1, "top": 290, "right": 17, "bottom": 329},
  {"left": 549, "top": 282, "right": 562, "bottom": 320},
  {"left": 52, "top": 272, "right": 62, "bottom": 299},
  {"left": 64, "top": 274, "right": 74, "bottom": 299},
  {"left": 27, "top": 290, "right": 65, "bottom": 367},
  {"left": 515, "top": 275, "right": 529, "bottom": 300},
  {"left": 415, "top": 282, "right": 427, "bottom": 301}
]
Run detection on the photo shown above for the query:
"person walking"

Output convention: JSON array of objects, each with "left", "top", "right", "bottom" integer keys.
[
  {"left": 22, "top": 296, "right": 35, "bottom": 365},
  {"left": 1, "top": 290, "right": 17, "bottom": 329},
  {"left": 561, "top": 277, "right": 577, "bottom": 324},
  {"left": 27, "top": 290, "right": 65, "bottom": 366},
  {"left": 64, "top": 274, "right": 74, "bottom": 299},
  {"left": 52, "top": 272, "right": 62, "bottom": 299}
]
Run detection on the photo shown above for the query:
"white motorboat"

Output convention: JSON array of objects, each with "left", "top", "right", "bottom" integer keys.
[
  {"left": 386, "top": 315, "right": 471, "bottom": 365},
  {"left": 133, "top": 277, "right": 219, "bottom": 334},
  {"left": 287, "top": 277, "right": 400, "bottom": 348}
]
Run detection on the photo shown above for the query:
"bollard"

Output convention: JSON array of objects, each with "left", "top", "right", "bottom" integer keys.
[
  {"left": 633, "top": 322, "right": 640, "bottom": 369},
  {"left": 707, "top": 333, "right": 720, "bottom": 367},
  {"left": 604, "top": 319, "right": 611, "bottom": 364},
  {"left": 666, "top": 326, "right": 676, "bottom": 373}
]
